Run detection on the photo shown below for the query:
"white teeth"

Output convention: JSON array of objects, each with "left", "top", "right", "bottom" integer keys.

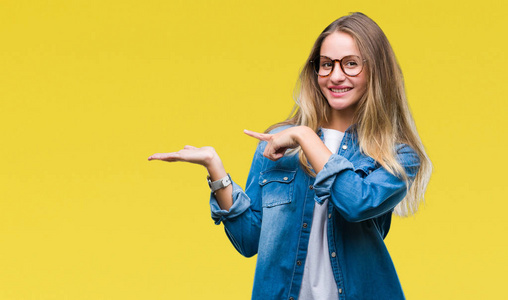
[{"left": 331, "top": 88, "right": 351, "bottom": 93}]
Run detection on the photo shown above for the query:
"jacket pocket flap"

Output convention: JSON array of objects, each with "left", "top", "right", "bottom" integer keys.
[{"left": 258, "top": 169, "right": 296, "bottom": 186}]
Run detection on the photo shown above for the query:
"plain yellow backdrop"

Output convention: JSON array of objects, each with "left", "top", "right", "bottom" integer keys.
[{"left": 1, "top": 0, "right": 506, "bottom": 299}]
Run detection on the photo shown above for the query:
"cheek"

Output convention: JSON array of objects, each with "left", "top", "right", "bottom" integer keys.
[
  {"left": 318, "top": 78, "right": 328, "bottom": 93},
  {"left": 354, "top": 74, "right": 368, "bottom": 94}
]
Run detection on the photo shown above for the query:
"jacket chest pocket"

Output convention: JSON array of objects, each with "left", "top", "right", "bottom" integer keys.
[{"left": 258, "top": 169, "right": 296, "bottom": 208}]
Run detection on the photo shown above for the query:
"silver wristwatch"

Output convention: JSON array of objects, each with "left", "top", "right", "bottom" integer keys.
[{"left": 207, "top": 173, "right": 232, "bottom": 193}]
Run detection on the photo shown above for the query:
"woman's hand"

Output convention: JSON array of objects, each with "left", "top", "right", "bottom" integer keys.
[
  {"left": 148, "top": 145, "right": 232, "bottom": 209},
  {"left": 245, "top": 126, "right": 332, "bottom": 172},
  {"left": 148, "top": 145, "right": 220, "bottom": 168},
  {"left": 244, "top": 127, "right": 302, "bottom": 161}
]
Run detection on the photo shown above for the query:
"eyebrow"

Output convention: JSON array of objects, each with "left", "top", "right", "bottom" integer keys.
[{"left": 319, "top": 54, "right": 360, "bottom": 59}]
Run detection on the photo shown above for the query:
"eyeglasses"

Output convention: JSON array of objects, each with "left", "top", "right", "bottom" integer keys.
[{"left": 311, "top": 55, "right": 366, "bottom": 77}]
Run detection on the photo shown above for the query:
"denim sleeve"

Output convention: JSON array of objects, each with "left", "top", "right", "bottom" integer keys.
[
  {"left": 313, "top": 144, "right": 421, "bottom": 222},
  {"left": 209, "top": 142, "right": 265, "bottom": 257}
]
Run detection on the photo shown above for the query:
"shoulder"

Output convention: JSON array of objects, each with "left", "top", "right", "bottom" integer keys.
[
  {"left": 395, "top": 143, "right": 416, "bottom": 154},
  {"left": 395, "top": 143, "right": 419, "bottom": 161}
]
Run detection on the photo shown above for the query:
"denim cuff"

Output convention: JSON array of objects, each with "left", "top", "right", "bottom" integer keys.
[
  {"left": 313, "top": 154, "right": 355, "bottom": 205},
  {"left": 210, "top": 181, "right": 251, "bottom": 225}
]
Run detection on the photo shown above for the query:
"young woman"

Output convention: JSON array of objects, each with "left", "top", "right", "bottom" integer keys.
[{"left": 149, "top": 12, "right": 431, "bottom": 300}]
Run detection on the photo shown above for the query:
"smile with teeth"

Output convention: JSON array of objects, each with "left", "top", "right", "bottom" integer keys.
[{"left": 330, "top": 87, "right": 352, "bottom": 93}]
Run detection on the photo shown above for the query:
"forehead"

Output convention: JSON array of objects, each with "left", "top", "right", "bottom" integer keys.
[{"left": 320, "top": 31, "right": 360, "bottom": 59}]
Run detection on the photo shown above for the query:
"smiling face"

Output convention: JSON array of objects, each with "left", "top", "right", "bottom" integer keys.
[{"left": 318, "top": 31, "right": 368, "bottom": 122}]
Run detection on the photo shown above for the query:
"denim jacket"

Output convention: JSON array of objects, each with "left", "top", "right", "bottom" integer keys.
[{"left": 210, "top": 126, "right": 420, "bottom": 300}]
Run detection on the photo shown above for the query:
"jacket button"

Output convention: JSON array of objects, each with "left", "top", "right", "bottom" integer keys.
[
  {"left": 303, "top": 223, "right": 308, "bottom": 228},
  {"left": 328, "top": 213, "right": 332, "bottom": 219},
  {"left": 339, "top": 288, "right": 343, "bottom": 294},
  {"left": 296, "top": 260, "right": 302, "bottom": 266},
  {"left": 342, "top": 145, "right": 348, "bottom": 150},
  {"left": 283, "top": 176, "right": 288, "bottom": 180},
  {"left": 289, "top": 297, "right": 294, "bottom": 300},
  {"left": 309, "top": 185, "right": 314, "bottom": 190},
  {"left": 331, "top": 252, "right": 336, "bottom": 258},
  {"left": 262, "top": 179, "right": 267, "bottom": 183}
]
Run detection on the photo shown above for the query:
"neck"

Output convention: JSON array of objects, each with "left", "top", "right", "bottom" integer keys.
[{"left": 323, "top": 109, "right": 355, "bottom": 132}]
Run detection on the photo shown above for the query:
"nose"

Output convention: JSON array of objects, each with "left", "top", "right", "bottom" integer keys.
[{"left": 329, "top": 61, "right": 346, "bottom": 82}]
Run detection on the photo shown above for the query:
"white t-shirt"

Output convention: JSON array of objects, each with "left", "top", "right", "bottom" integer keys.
[{"left": 299, "top": 128, "right": 344, "bottom": 300}]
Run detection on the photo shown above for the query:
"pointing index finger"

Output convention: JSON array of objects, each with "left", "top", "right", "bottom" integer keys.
[{"left": 244, "top": 129, "right": 270, "bottom": 141}]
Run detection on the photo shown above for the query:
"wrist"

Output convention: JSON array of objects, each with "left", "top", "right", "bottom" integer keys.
[
  {"left": 203, "top": 148, "right": 220, "bottom": 167},
  {"left": 294, "top": 126, "right": 314, "bottom": 145},
  {"left": 205, "top": 152, "right": 227, "bottom": 181},
  {"left": 208, "top": 173, "right": 232, "bottom": 193}
]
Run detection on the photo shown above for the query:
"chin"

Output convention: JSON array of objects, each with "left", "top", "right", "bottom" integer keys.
[{"left": 326, "top": 99, "right": 358, "bottom": 112}]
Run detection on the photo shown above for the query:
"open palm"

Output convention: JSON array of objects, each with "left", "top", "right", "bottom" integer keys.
[{"left": 148, "top": 145, "right": 217, "bottom": 167}]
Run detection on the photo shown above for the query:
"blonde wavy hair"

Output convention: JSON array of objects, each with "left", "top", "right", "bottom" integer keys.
[{"left": 267, "top": 12, "right": 431, "bottom": 217}]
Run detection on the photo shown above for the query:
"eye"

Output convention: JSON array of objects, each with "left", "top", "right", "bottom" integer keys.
[
  {"left": 319, "top": 57, "right": 333, "bottom": 69},
  {"left": 342, "top": 55, "right": 362, "bottom": 69},
  {"left": 342, "top": 56, "right": 362, "bottom": 68},
  {"left": 344, "top": 61, "right": 358, "bottom": 67},
  {"left": 321, "top": 62, "right": 333, "bottom": 69}
]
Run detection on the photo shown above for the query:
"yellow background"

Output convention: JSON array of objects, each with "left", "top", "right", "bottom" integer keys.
[{"left": 1, "top": 0, "right": 506, "bottom": 299}]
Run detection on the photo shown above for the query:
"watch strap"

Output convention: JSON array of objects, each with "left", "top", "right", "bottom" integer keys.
[{"left": 207, "top": 174, "right": 232, "bottom": 193}]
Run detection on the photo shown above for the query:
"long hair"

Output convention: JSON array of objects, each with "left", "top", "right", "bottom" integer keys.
[{"left": 267, "top": 12, "right": 431, "bottom": 216}]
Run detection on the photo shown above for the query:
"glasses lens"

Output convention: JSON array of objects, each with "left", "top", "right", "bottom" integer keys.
[
  {"left": 317, "top": 56, "right": 333, "bottom": 76},
  {"left": 341, "top": 55, "right": 363, "bottom": 76}
]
